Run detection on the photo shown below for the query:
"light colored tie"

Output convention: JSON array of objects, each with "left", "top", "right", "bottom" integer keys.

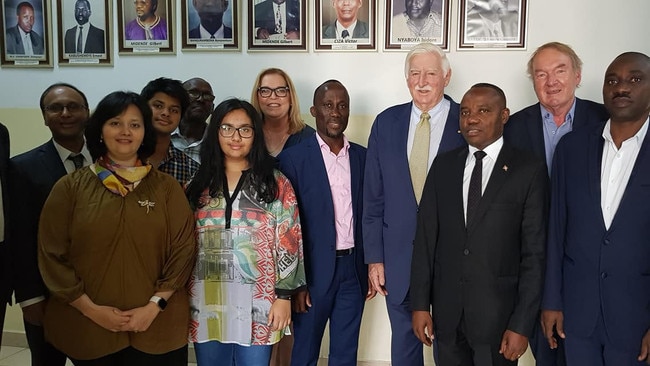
[{"left": 409, "top": 112, "right": 430, "bottom": 204}]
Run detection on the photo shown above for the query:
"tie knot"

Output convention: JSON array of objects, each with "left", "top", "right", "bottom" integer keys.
[
  {"left": 68, "top": 154, "right": 85, "bottom": 170},
  {"left": 342, "top": 30, "right": 350, "bottom": 38},
  {"left": 474, "top": 150, "right": 487, "bottom": 160}
]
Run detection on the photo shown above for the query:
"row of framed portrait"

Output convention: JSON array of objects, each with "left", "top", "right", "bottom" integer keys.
[{"left": 0, "top": 0, "right": 528, "bottom": 67}]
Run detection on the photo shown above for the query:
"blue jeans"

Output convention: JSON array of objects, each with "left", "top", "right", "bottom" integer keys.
[{"left": 194, "top": 341, "right": 272, "bottom": 366}]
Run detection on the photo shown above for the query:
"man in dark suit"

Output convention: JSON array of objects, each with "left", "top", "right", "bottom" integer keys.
[
  {"left": 279, "top": 80, "right": 372, "bottom": 366},
  {"left": 9, "top": 83, "right": 91, "bottom": 365},
  {"left": 503, "top": 42, "right": 609, "bottom": 366},
  {"left": 5, "top": 1, "right": 44, "bottom": 55},
  {"left": 189, "top": 0, "right": 232, "bottom": 39},
  {"left": 63, "top": 0, "right": 105, "bottom": 54},
  {"left": 322, "top": 0, "right": 368, "bottom": 39},
  {"left": 0, "top": 123, "right": 10, "bottom": 348},
  {"left": 363, "top": 42, "right": 465, "bottom": 365},
  {"left": 542, "top": 52, "right": 650, "bottom": 365},
  {"left": 254, "top": 0, "right": 300, "bottom": 39},
  {"left": 412, "top": 83, "right": 548, "bottom": 365}
]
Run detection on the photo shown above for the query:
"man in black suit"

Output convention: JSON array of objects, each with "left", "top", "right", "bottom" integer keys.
[
  {"left": 411, "top": 83, "right": 548, "bottom": 365},
  {"left": 322, "top": 0, "right": 368, "bottom": 39},
  {"left": 0, "top": 123, "right": 10, "bottom": 348},
  {"left": 5, "top": 1, "right": 44, "bottom": 55},
  {"left": 188, "top": 0, "right": 232, "bottom": 39},
  {"left": 503, "top": 42, "right": 609, "bottom": 366},
  {"left": 9, "top": 83, "right": 91, "bottom": 365},
  {"left": 64, "top": 0, "right": 105, "bottom": 54},
  {"left": 254, "top": 0, "right": 300, "bottom": 39}
]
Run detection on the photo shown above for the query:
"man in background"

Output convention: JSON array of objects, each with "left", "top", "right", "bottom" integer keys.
[
  {"left": 254, "top": 0, "right": 300, "bottom": 40},
  {"left": 64, "top": 0, "right": 105, "bottom": 54},
  {"left": 189, "top": 0, "right": 231, "bottom": 39},
  {"left": 465, "top": 0, "right": 516, "bottom": 40},
  {"left": 9, "top": 83, "right": 91, "bottom": 365},
  {"left": 323, "top": 0, "right": 369, "bottom": 39},
  {"left": 5, "top": 1, "right": 44, "bottom": 55},
  {"left": 363, "top": 42, "right": 465, "bottom": 365},
  {"left": 391, "top": 0, "right": 442, "bottom": 40},
  {"left": 172, "top": 77, "right": 214, "bottom": 163}
]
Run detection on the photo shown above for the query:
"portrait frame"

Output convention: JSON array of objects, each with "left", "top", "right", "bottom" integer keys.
[
  {"left": 116, "top": 0, "right": 175, "bottom": 55},
  {"left": 458, "top": 0, "right": 527, "bottom": 50},
  {"left": 247, "top": 0, "right": 306, "bottom": 51},
  {"left": 315, "top": 0, "right": 376, "bottom": 51},
  {"left": 384, "top": 0, "right": 449, "bottom": 51},
  {"left": 57, "top": 0, "right": 112, "bottom": 66},
  {"left": 0, "top": 0, "right": 52, "bottom": 67},
  {"left": 181, "top": 0, "right": 239, "bottom": 51}
]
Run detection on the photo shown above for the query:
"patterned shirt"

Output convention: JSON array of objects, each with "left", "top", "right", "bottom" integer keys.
[
  {"left": 189, "top": 170, "right": 305, "bottom": 346},
  {"left": 158, "top": 144, "right": 200, "bottom": 186}
]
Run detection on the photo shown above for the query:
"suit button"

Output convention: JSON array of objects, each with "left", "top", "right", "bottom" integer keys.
[
  {"left": 604, "top": 239, "right": 610, "bottom": 245},
  {"left": 463, "top": 249, "right": 470, "bottom": 256},
  {"left": 601, "top": 272, "right": 607, "bottom": 279}
]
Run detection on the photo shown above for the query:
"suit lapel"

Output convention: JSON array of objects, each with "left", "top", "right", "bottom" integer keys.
[
  {"left": 40, "top": 140, "right": 68, "bottom": 182},
  {"left": 306, "top": 137, "right": 335, "bottom": 217},
  {"left": 587, "top": 128, "right": 604, "bottom": 219},
  {"left": 528, "top": 104, "right": 546, "bottom": 159},
  {"left": 466, "top": 144, "right": 512, "bottom": 233}
]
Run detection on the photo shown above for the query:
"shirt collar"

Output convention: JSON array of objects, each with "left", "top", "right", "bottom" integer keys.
[
  {"left": 316, "top": 132, "right": 350, "bottom": 156},
  {"left": 468, "top": 136, "right": 504, "bottom": 162},
  {"left": 199, "top": 23, "right": 224, "bottom": 38},
  {"left": 540, "top": 98, "right": 577, "bottom": 126},
  {"left": 602, "top": 117, "right": 650, "bottom": 145},
  {"left": 52, "top": 139, "right": 92, "bottom": 164},
  {"left": 336, "top": 20, "right": 357, "bottom": 36},
  {"left": 410, "top": 97, "right": 450, "bottom": 126}
]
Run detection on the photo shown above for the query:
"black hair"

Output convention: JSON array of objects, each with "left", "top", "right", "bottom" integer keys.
[
  {"left": 471, "top": 82, "right": 507, "bottom": 107},
  {"left": 39, "top": 83, "right": 89, "bottom": 111},
  {"left": 85, "top": 91, "right": 156, "bottom": 162},
  {"left": 76, "top": 0, "right": 91, "bottom": 9},
  {"left": 140, "top": 77, "right": 190, "bottom": 115},
  {"left": 16, "top": 1, "right": 33, "bottom": 14},
  {"left": 186, "top": 98, "right": 278, "bottom": 208}
]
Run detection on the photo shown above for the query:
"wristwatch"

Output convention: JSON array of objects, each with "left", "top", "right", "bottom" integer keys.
[{"left": 149, "top": 295, "right": 167, "bottom": 311}]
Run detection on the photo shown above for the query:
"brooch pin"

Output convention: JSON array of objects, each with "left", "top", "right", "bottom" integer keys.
[
  {"left": 503, "top": 165, "right": 509, "bottom": 172},
  {"left": 138, "top": 200, "right": 155, "bottom": 214}
]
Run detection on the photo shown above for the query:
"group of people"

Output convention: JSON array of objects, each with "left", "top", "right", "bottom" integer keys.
[{"left": 0, "top": 40, "right": 648, "bottom": 366}]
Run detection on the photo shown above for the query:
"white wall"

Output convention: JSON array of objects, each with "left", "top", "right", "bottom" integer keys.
[{"left": 1, "top": 0, "right": 649, "bottom": 364}]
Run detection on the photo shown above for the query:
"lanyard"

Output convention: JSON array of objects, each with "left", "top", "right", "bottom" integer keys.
[{"left": 222, "top": 170, "right": 249, "bottom": 229}]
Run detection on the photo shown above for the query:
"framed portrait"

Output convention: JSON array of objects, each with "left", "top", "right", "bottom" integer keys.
[
  {"left": 458, "top": 0, "right": 527, "bottom": 50},
  {"left": 315, "top": 0, "right": 376, "bottom": 51},
  {"left": 182, "top": 0, "right": 239, "bottom": 51},
  {"left": 0, "top": 0, "right": 52, "bottom": 67},
  {"left": 384, "top": 0, "right": 449, "bottom": 51},
  {"left": 57, "top": 0, "right": 112, "bottom": 66},
  {"left": 247, "top": 0, "right": 306, "bottom": 51},
  {"left": 117, "top": 0, "right": 175, "bottom": 54}
]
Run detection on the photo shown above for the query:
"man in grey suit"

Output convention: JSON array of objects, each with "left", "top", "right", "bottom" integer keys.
[
  {"left": 5, "top": 1, "right": 44, "bottom": 55},
  {"left": 64, "top": 0, "right": 105, "bottom": 54},
  {"left": 322, "top": 0, "right": 368, "bottom": 39},
  {"left": 9, "top": 83, "right": 91, "bottom": 366}
]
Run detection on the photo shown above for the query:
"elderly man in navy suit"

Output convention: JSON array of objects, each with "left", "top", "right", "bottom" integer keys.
[
  {"left": 363, "top": 42, "right": 465, "bottom": 365},
  {"left": 9, "top": 83, "right": 91, "bottom": 366},
  {"left": 5, "top": 1, "right": 44, "bottom": 55},
  {"left": 542, "top": 52, "right": 650, "bottom": 366},
  {"left": 279, "top": 80, "right": 372, "bottom": 366},
  {"left": 503, "top": 42, "right": 609, "bottom": 366}
]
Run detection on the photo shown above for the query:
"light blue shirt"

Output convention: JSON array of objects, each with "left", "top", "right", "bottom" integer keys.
[{"left": 541, "top": 99, "right": 576, "bottom": 173}]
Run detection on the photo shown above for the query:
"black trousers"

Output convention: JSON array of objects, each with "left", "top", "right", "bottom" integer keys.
[
  {"left": 69, "top": 345, "right": 188, "bottom": 366},
  {"left": 24, "top": 321, "right": 67, "bottom": 366}
]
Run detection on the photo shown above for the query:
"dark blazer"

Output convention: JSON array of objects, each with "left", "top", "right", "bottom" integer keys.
[
  {"left": 254, "top": 0, "right": 300, "bottom": 35},
  {"left": 0, "top": 123, "right": 10, "bottom": 306},
  {"left": 504, "top": 98, "right": 609, "bottom": 163},
  {"left": 284, "top": 125, "right": 315, "bottom": 150},
  {"left": 411, "top": 142, "right": 548, "bottom": 343},
  {"left": 278, "top": 134, "right": 367, "bottom": 297},
  {"left": 189, "top": 24, "right": 232, "bottom": 39},
  {"left": 543, "top": 123, "right": 650, "bottom": 350},
  {"left": 64, "top": 24, "right": 105, "bottom": 54},
  {"left": 8, "top": 140, "right": 67, "bottom": 303},
  {"left": 5, "top": 25, "right": 44, "bottom": 55},
  {"left": 323, "top": 19, "right": 369, "bottom": 39},
  {"left": 363, "top": 96, "right": 465, "bottom": 305}
]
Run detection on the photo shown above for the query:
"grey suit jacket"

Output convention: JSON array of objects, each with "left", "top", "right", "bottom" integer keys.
[
  {"left": 323, "top": 20, "right": 369, "bottom": 39},
  {"left": 5, "top": 25, "right": 44, "bottom": 55}
]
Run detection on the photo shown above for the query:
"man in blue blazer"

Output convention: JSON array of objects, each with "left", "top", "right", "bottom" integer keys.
[
  {"left": 542, "top": 52, "right": 650, "bottom": 365},
  {"left": 503, "top": 42, "right": 609, "bottom": 366},
  {"left": 363, "top": 42, "right": 465, "bottom": 365},
  {"left": 9, "top": 83, "right": 91, "bottom": 365},
  {"left": 279, "top": 80, "right": 371, "bottom": 366}
]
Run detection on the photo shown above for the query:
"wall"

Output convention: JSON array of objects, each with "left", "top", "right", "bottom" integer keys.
[{"left": 1, "top": 0, "right": 648, "bottom": 364}]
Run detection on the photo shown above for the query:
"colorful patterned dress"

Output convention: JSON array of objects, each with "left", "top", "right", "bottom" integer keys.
[{"left": 189, "top": 170, "right": 305, "bottom": 346}]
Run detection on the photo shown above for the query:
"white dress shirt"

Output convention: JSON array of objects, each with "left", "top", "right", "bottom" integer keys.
[{"left": 462, "top": 137, "right": 504, "bottom": 223}]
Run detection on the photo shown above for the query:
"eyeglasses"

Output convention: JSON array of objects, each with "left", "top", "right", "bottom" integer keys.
[
  {"left": 257, "top": 86, "right": 290, "bottom": 98},
  {"left": 188, "top": 90, "right": 216, "bottom": 102},
  {"left": 44, "top": 103, "right": 87, "bottom": 114},
  {"left": 219, "top": 124, "right": 254, "bottom": 138}
]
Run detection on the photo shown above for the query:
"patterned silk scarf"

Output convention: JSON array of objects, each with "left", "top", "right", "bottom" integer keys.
[{"left": 93, "top": 155, "right": 152, "bottom": 197}]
